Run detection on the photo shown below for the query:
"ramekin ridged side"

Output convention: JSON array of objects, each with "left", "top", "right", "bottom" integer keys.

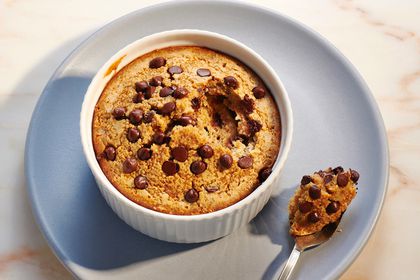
[{"left": 80, "top": 30, "right": 293, "bottom": 243}]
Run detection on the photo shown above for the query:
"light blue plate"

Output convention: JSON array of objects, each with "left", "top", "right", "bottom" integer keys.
[{"left": 25, "top": 1, "right": 388, "bottom": 279}]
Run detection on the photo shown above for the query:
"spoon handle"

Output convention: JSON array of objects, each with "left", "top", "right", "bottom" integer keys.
[{"left": 278, "top": 244, "right": 301, "bottom": 280}]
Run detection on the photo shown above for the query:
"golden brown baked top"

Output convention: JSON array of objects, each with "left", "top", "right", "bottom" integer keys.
[
  {"left": 289, "top": 167, "right": 360, "bottom": 236},
  {"left": 92, "top": 46, "right": 281, "bottom": 215}
]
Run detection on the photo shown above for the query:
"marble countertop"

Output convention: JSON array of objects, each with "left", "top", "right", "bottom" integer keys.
[{"left": 1, "top": 0, "right": 419, "bottom": 279}]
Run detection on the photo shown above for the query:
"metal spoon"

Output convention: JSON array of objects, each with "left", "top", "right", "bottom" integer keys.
[{"left": 278, "top": 216, "right": 343, "bottom": 280}]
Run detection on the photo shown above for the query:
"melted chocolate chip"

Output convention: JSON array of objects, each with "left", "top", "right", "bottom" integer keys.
[
  {"left": 112, "top": 107, "right": 126, "bottom": 120},
  {"left": 238, "top": 156, "right": 253, "bottom": 169},
  {"left": 301, "top": 175, "right": 312, "bottom": 185},
  {"left": 191, "top": 98, "right": 201, "bottom": 110},
  {"left": 252, "top": 86, "right": 266, "bottom": 99},
  {"left": 309, "top": 185, "right": 321, "bottom": 199},
  {"left": 185, "top": 188, "right": 199, "bottom": 203},
  {"left": 190, "top": 160, "right": 207, "bottom": 175},
  {"left": 168, "top": 66, "right": 183, "bottom": 75},
  {"left": 324, "top": 174, "right": 333, "bottom": 184},
  {"left": 127, "top": 128, "right": 141, "bottom": 143},
  {"left": 307, "top": 212, "right": 320, "bottom": 223},
  {"left": 143, "top": 111, "right": 155, "bottom": 123},
  {"left": 137, "top": 147, "right": 152, "bottom": 160},
  {"left": 173, "top": 87, "right": 189, "bottom": 99},
  {"left": 332, "top": 166, "right": 344, "bottom": 175},
  {"left": 177, "top": 116, "right": 195, "bottom": 126},
  {"left": 144, "top": 86, "right": 155, "bottom": 99},
  {"left": 159, "top": 101, "right": 176, "bottom": 115},
  {"left": 198, "top": 145, "right": 214, "bottom": 159},
  {"left": 224, "top": 76, "right": 239, "bottom": 89},
  {"left": 298, "top": 201, "right": 313, "bottom": 213},
  {"left": 123, "top": 158, "right": 138, "bottom": 173},
  {"left": 134, "top": 176, "right": 148, "bottom": 189},
  {"left": 162, "top": 161, "right": 179, "bottom": 176},
  {"left": 205, "top": 186, "right": 219, "bottom": 193},
  {"left": 149, "top": 57, "right": 166, "bottom": 68},
  {"left": 129, "top": 109, "right": 143, "bottom": 125},
  {"left": 159, "top": 86, "right": 174, "bottom": 97},
  {"left": 171, "top": 146, "right": 188, "bottom": 162},
  {"left": 258, "top": 167, "right": 272, "bottom": 183},
  {"left": 197, "top": 68, "right": 211, "bottom": 77},
  {"left": 209, "top": 113, "right": 222, "bottom": 128},
  {"left": 149, "top": 76, "right": 163, "bottom": 87},
  {"left": 133, "top": 92, "right": 145, "bottom": 103},
  {"left": 247, "top": 119, "right": 262, "bottom": 135},
  {"left": 326, "top": 201, "right": 340, "bottom": 214},
  {"left": 153, "top": 131, "right": 166, "bottom": 145},
  {"left": 337, "top": 172, "right": 349, "bottom": 187},
  {"left": 241, "top": 95, "right": 255, "bottom": 114},
  {"left": 135, "top": 81, "right": 148, "bottom": 93},
  {"left": 104, "top": 146, "right": 116, "bottom": 161},
  {"left": 350, "top": 169, "right": 360, "bottom": 183},
  {"left": 219, "top": 154, "right": 233, "bottom": 169}
]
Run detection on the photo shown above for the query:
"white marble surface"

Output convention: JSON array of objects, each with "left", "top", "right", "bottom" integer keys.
[{"left": 0, "top": 0, "right": 419, "bottom": 279}]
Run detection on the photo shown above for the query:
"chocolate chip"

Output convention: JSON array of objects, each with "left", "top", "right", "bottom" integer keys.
[
  {"left": 137, "top": 147, "right": 152, "bottom": 160},
  {"left": 133, "top": 92, "right": 145, "bottom": 103},
  {"left": 160, "top": 86, "right": 174, "bottom": 97},
  {"left": 143, "top": 111, "right": 155, "bottom": 123},
  {"left": 337, "top": 172, "right": 349, "bottom": 187},
  {"left": 135, "top": 81, "right": 148, "bottom": 93},
  {"left": 171, "top": 146, "right": 188, "bottom": 162},
  {"left": 247, "top": 119, "right": 262, "bottom": 135},
  {"left": 350, "top": 169, "right": 360, "bottom": 183},
  {"left": 144, "top": 86, "right": 155, "bottom": 99},
  {"left": 219, "top": 154, "right": 233, "bottom": 169},
  {"left": 191, "top": 97, "right": 201, "bottom": 110},
  {"left": 332, "top": 166, "right": 344, "bottom": 175},
  {"left": 205, "top": 186, "right": 219, "bottom": 193},
  {"left": 197, "top": 68, "right": 211, "bottom": 77},
  {"left": 258, "top": 167, "right": 272, "bottom": 183},
  {"left": 309, "top": 185, "right": 321, "bottom": 199},
  {"left": 198, "top": 145, "right": 214, "bottom": 158},
  {"left": 112, "top": 107, "right": 126, "bottom": 120},
  {"left": 129, "top": 109, "right": 143, "bottom": 125},
  {"left": 127, "top": 128, "right": 141, "bottom": 143},
  {"left": 177, "top": 116, "right": 195, "bottom": 126},
  {"left": 159, "top": 101, "right": 176, "bottom": 115},
  {"left": 104, "top": 146, "right": 116, "bottom": 161},
  {"left": 326, "top": 201, "right": 340, "bottom": 214},
  {"left": 241, "top": 95, "right": 255, "bottom": 114},
  {"left": 123, "top": 158, "right": 138, "bottom": 173},
  {"left": 252, "top": 86, "right": 266, "bottom": 99},
  {"left": 162, "top": 160, "right": 179, "bottom": 176},
  {"left": 168, "top": 66, "right": 183, "bottom": 75},
  {"left": 324, "top": 174, "right": 333, "bottom": 184},
  {"left": 149, "top": 76, "right": 163, "bottom": 87},
  {"left": 173, "top": 87, "right": 189, "bottom": 99},
  {"left": 134, "top": 176, "right": 148, "bottom": 189},
  {"left": 301, "top": 175, "right": 312, "bottom": 185},
  {"left": 149, "top": 57, "right": 166, "bottom": 68},
  {"left": 185, "top": 188, "right": 199, "bottom": 203},
  {"left": 224, "top": 76, "right": 239, "bottom": 89},
  {"left": 238, "top": 156, "right": 253, "bottom": 169},
  {"left": 307, "top": 212, "right": 320, "bottom": 223},
  {"left": 153, "top": 131, "right": 166, "bottom": 145},
  {"left": 190, "top": 160, "right": 207, "bottom": 175},
  {"left": 298, "top": 201, "right": 313, "bottom": 213}
]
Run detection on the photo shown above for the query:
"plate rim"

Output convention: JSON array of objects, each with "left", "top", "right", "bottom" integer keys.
[{"left": 24, "top": 0, "right": 389, "bottom": 279}]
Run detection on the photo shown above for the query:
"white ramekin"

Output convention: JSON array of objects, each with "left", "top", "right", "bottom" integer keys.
[{"left": 80, "top": 29, "right": 293, "bottom": 243}]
